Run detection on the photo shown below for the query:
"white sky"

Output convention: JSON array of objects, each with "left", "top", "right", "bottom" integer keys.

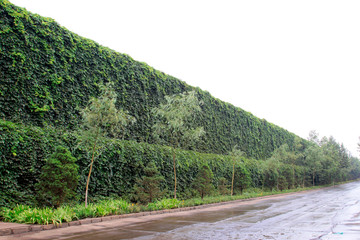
[{"left": 10, "top": 0, "right": 360, "bottom": 157}]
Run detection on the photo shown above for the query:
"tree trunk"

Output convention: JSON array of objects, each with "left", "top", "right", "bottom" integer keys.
[
  {"left": 173, "top": 148, "right": 177, "bottom": 199},
  {"left": 85, "top": 140, "right": 97, "bottom": 207},
  {"left": 231, "top": 158, "right": 235, "bottom": 196},
  {"left": 312, "top": 171, "right": 315, "bottom": 186}
]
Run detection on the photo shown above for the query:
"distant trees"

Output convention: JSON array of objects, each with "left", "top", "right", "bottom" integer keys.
[
  {"left": 79, "top": 82, "right": 135, "bottom": 207},
  {"left": 304, "top": 145, "right": 324, "bottom": 186},
  {"left": 260, "top": 131, "right": 360, "bottom": 190},
  {"left": 152, "top": 91, "right": 205, "bottom": 199}
]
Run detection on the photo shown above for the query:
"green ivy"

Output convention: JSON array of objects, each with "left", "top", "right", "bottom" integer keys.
[{"left": 1, "top": 0, "right": 302, "bottom": 159}]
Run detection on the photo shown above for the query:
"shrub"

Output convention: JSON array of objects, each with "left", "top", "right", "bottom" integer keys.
[
  {"left": 192, "top": 164, "right": 214, "bottom": 199},
  {"left": 133, "top": 162, "right": 166, "bottom": 204},
  {"left": 36, "top": 146, "right": 79, "bottom": 208},
  {"left": 218, "top": 177, "right": 230, "bottom": 195}
]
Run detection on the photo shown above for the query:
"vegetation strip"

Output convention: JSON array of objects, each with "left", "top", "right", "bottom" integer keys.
[{"left": 0, "top": 184, "right": 341, "bottom": 236}]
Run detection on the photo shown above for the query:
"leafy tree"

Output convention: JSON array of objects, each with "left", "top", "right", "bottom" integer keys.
[
  {"left": 192, "top": 164, "right": 214, "bottom": 199},
  {"left": 152, "top": 90, "right": 205, "bottom": 199},
  {"left": 304, "top": 145, "right": 324, "bottom": 186},
  {"left": 228, "top": 145, "right": 245, "bottom": 196},
  {"left": 307, "top": 130, "right": 320, "bottom": 146},
  {"left": 133, "top": 162, "right": 165, "bottom": 204},
  {"left": 79, "top": 82, "right": 135, "bottom": 207},
  {"left": 233, "top": 165, "right": 252, "bottom": 194},
  {"left": 320, "top": 136, "right": 341, "bottom": 184},
  {"left": 262, "top": 157, "right": 280, "bottom": 190},
  {"left": 36, "top": 146, "right": 78, "bottom": 208}
]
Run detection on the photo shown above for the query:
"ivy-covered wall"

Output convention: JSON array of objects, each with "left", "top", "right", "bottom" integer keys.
[{"left": 1, "top": 0, "right": 303, "bottom": 159}]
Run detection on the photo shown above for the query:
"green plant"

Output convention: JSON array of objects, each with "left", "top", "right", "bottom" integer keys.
[
  {"left": 79, "top": 82, "right": 136, "bottom": 207},
  {"left": 36, "top": 146, "right": 79, "bottom": 208},
  {"left": 229, "top": 145, "right": 245, "bottom": 196},
  {"left": 233, "top": 164, "right": 252, "bottom": 195},
  {"left": 192, "top": 164, "right": 214, "bottom": 199},
  {"left": 147, "top": 198, "right": 182, "bottom": 211},
  {"left": 133, "top": 162, "right": 166, "bottom": 204},
  {"left": 218, "top": 177, "right": 229, "bottom": 195},
  {"left": 152, "top": 91, "right": 205, "bottom": 199}
]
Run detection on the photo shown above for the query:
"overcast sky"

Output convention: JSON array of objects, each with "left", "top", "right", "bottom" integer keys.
[{"left": 10, "top": 0, "right": 360, "bottom": 156}]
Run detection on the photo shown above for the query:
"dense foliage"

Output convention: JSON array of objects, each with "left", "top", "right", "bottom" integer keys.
[
  {"left": 1, "top": 120, "right": 359, "bottom": 208},
  {"left": 0, "top": 1, "right": 359, "bottom": 211},
  {"left": 1, "top": 0, "right": 302, "bottom": 159}
]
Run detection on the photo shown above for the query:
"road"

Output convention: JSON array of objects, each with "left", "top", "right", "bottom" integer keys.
[{"left": 4, "top": 181, "right": 360, "bottom": 240}]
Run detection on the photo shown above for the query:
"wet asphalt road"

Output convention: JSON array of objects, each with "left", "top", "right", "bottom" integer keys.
[{"left": 7, "top": 181, "right": 360, "bottom": 240}]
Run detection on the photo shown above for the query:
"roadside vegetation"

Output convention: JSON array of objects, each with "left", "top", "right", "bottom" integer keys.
[
  {"left": 1, "top": 1, "right": 360, "bottom": 227},
  {"left": 0, "top": 184, "right": 336, "bottom": 225},
  {"left": 1, "top": 85, "right": 359, "bottom": 225}
]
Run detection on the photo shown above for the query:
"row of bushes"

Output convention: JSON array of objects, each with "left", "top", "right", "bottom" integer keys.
[{"left": 2, "top": 119, "right": 359, "bottom": 209}]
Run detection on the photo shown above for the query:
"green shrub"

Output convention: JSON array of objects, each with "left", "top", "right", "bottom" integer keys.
[
  {"left": 192, "top": 165, "right": 215, "bottom": 199},
  {"left": 218, "top": 177, "right": 230, "bottom": 195},
  {"left": 36, "top": 146, "right": 79, "bottom": 208},
  {"left": 133, "top": 162, "right": 166, "bottom": 204},
  {"left": 147, "top": 198, "right": 182, "bottom": 211}
]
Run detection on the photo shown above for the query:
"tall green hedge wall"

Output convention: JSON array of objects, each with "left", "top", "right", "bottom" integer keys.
[{"left": 0, "top": 1, "right": 303, "bottom": 159}]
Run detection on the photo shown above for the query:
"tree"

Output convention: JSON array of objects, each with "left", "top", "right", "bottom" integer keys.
[
  {"left": 133, "top": 162, "right": 165, "bottom": 204},
  {"left": 233, "top": 164, "right": 251, "bottom": 194},
  {"left": 319, "top": 136, "right": 341, "bottom": 185},
  {"left": 229, "top": 145, "right": 245, "bottom": 196},
  {"left": 36, "top": 146, "right": 78, "bottom": 208},
  {"left": 218, "top": 177, "right": 229, "bottom": 195},
  {"left": 304, "top": 145, "right": 324, "bottom": 186},
  {"left": 308, "top": 130, "right": 320, "bottom": 146},
  {"left": 262, "top": 157, "right": 280, "bottom": 190},
  {"left": 79, "top": 82, "right": 135, "bottom": 207},
  {"left": 152, "top": 91, "right": 205, "bottom": 199},
  {"left": 192, "top": 164, "right": 214, "bottom": 199}
]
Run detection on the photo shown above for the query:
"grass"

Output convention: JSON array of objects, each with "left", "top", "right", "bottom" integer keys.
[{"left": 0, "top": 184, "right": 339, "bottom": 225}]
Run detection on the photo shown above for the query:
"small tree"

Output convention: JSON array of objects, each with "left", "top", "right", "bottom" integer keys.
[
  {"left": 234, "top": 165, "right": 251, "bottom": 194},
  {"left": 229, "top": 145, "right": 245, "bottom": 196},
  {"left": 152, "top": 91, "right": 205, "bottom": 199},
  {"left": 36, "top": 146, "right": 79, "bottom": 208},
  {"left": 133, "top": 162, "right": 165, "bottom": 204},
  {"left": 192, "top": 164, "right": 214, "bottom": 199},
  {"left": 218, "top": 177, "right": 230, "bottom": 195},
  {"left": 79, "top": 82, "right": 135, "bottom": 207}
]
